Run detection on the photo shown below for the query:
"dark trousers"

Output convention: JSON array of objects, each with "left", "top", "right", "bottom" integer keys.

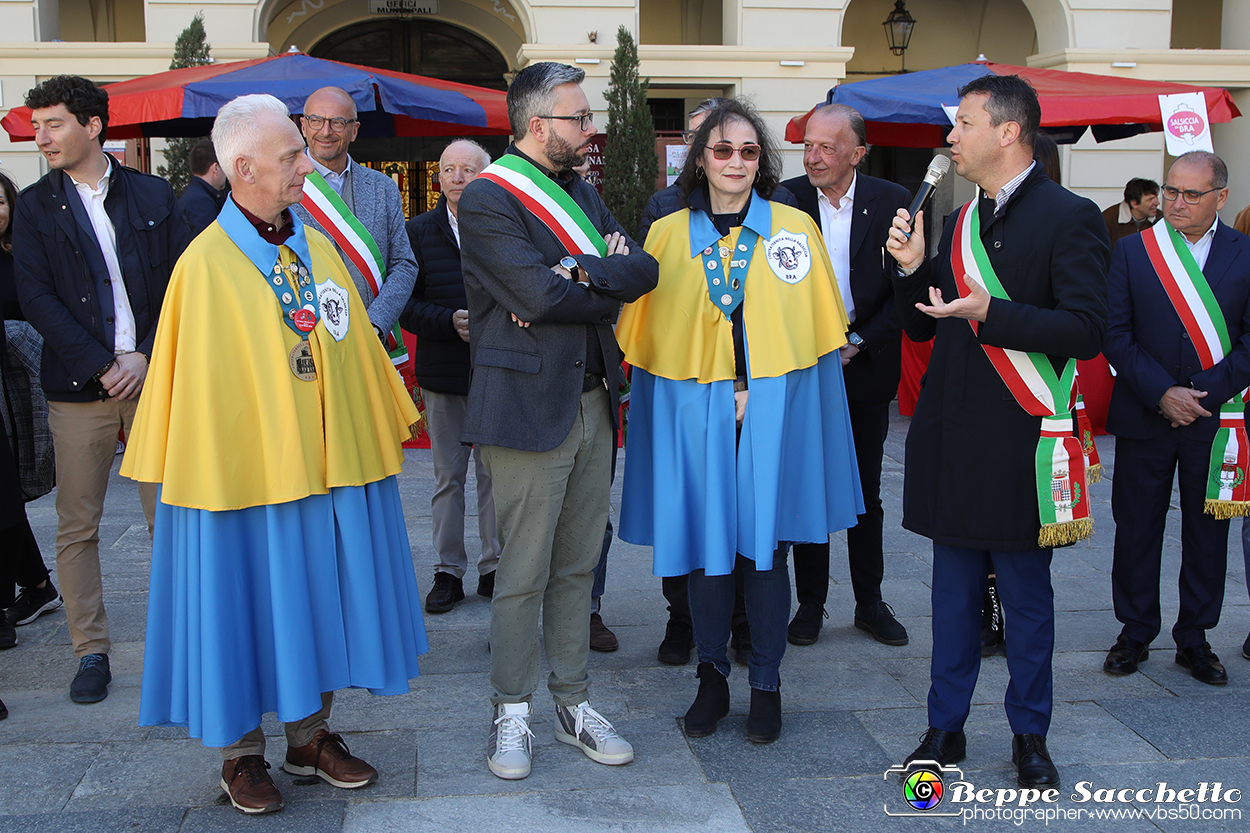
[
  {"left": 689, "top": 551, "right": 790, "bottom": 690},
  {"left": 662, "top": 570, "right": 748, "bottom": 630},
  {"left": 1111, "top": 433, "right": 1230, "bottom": 649},
  {"left": 928, "top": 544, "right": 1055, "bottom": 736},
  {"left": 0, "top": 519, "right": 50, "bottom": 608},
  {"left": 793, "top": 398, "right": 890, "bottom": 607}
]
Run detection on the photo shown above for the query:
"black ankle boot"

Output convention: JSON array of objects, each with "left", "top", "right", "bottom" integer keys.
[
  {"left": 747, "top": 685, "right": 782, "bottom": 744},
  {"left": 684, "top": 662, "right": 729, "bottom": 738}
]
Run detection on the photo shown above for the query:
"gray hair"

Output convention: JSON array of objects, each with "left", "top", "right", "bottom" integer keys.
[
  {"left": 688, "top": 97, "right": 729, "bottom": 121},
  {"left": 212, "top": 94, "right": 291, "bottom": 183},
  {"left": 811, "top": 102, "right": 867, "bottom": 149},
  {"left": 507, "top": 62, "right": 585, "bottom": 139},
  {"left": 1173, "top": 150, "right": 1229, "bottom": 189},
  {"left": 442, "top": 138, "right": 492, "bottom": 169}
]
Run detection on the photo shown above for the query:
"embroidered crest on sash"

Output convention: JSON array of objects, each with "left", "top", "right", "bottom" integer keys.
[{"left": 763, "top": 230, "right": 810, "bottom": 284}]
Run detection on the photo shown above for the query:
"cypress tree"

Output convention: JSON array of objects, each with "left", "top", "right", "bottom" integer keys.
[
  {"left": 602, "top": 26, "right": 656, "bottom": 238},
  {"left": 156, "top": 13, "right": 212, "bottom": 196}
]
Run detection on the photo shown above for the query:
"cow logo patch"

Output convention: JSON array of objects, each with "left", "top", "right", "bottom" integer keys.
[
  {"left": 764, "top": 230, "right": 810, "bottom": 284},
  {"left": 316, "top": 279, "right": 350, "bottom": 342}
]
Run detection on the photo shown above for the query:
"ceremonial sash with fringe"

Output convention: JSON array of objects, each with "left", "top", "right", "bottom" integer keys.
[
  {"left": 478, "top": 155, "right": 607, "bottom": 258},
  {"left": 952, "top": 200, "right": 1091, "bottom": 547},
  {"left": 1141, "top": 220, "right": 1250, "bottom": 518},
  {"left": 1074, "top": 368, "right": 1102, "bottom": 482},
  {"left": 300, "top": 171, "right": 410, "bottom": 372}
]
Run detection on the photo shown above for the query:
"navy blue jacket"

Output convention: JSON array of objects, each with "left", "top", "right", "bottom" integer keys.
[
  {"left": 179, "top": 176, "right": 226, "bottom": 238},
  {"left": 782, "top": 173, "right": 910, "bottom": 403},
  {"left": 13, "top": 162, "right": 190, "bottom": 401},
  {"left": 1104, "top": 221, "right": 1250, "bottom": 442},
  {"left": 401, "top": 195, "right": 472, "bottom": 396}
]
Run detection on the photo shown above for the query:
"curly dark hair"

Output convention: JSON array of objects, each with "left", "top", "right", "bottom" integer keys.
[
  {"left": 24, "top": 75, "right": 109, "bottom": 145},
  {"left": 0, "top": 171, "right": 18, "bottom": 254},
  {"left": 677, "top": 98, "right": 781, "bottom": 205}
]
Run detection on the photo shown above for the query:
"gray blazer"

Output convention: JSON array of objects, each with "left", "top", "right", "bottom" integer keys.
[
  {"left": 293, "top": 159, "right": 418, "bottom": 335},
  {"left": 459, "top": 149, "right": 658, "bottom": 453}
]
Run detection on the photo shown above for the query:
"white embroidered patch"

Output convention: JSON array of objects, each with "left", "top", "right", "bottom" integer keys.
[
  {"left": 763, "top": 230, "right": 811, "bottom": 284},
  {"left": 316, "top": 279, "right": 350, "bottom": 342}
]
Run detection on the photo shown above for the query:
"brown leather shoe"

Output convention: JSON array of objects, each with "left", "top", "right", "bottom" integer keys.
[
  {"left": 589, "top": 612, "right": 619, "bottom": 652},
  {"left": 220, "top": 755, "right": 283, "bottom": 815},
  {"left": 283, "top": 730, "right": 378, "bottom": 789}
]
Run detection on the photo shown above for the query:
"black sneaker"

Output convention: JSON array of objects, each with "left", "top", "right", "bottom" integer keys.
[
  {"left": 787, "top": 603, "right": 827, "bottom": 646},
  {"left": 0, "top": 617, "right": 15, "bottom": 650},
  {"left": 0, "top": 696, "right": 7, "bottom": 721},
  {"left": 477, "top": 571, "right": 496, "bottom": 599},
  {"left": 657, "top": 618, "right": 693, "bottom": 665},
  {"left": 70, "top": 654, "right": 111, "bottom": 704},
  {"left": 6, "top": 582, "right": 63, "bottom": 626},
  {"left": 425, "top": 572, "right": 465, "bottom": 614}
]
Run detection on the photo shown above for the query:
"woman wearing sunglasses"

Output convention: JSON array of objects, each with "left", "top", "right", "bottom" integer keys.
[{"left": 617, "top": 98, "right": 863, "bottom": 743}]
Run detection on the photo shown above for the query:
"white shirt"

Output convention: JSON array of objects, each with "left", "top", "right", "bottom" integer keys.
[
  {"left": 816, "top": 173, "right": 857, "bottom": 324},
  {"left": 1182, "top": 216, "right": 1220, "bottom": 271},
  {"left": 991, "top": 161, "right": 1035, "bottom": 216},
  {"left": 308, "top": 150, "right": 351, "bottom": 199},
  {"left": 447, "top": 204, "right": 460, "bottom": 247},
  {"left": 70, "top": 159, "right": 136, "bottom": 354}
]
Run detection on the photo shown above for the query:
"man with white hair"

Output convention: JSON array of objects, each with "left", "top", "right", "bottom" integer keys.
[
  {"left": 401, "top": 138, "right": 501, "bottom": 613},
  {"left": 122, "top": 94, "right": 428, "bottom": 816}
]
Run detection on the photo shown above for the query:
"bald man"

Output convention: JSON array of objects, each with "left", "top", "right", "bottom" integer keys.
[
  {"left": 292, "top": 86, "right": 418, "bottom": 347},
  {"left": 401, "top": 139, "right": 501, "bottom": 613}
]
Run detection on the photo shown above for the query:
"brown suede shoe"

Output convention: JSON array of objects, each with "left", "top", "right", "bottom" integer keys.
[
  {"left": 589, "top": 613, "right": 619, "bottom": 652},
  {"left": 220, "top": 755, "right": 283, "bottom": 815},
  {"left": 283, "top": 730, "right": 378, "bottom": 789}
]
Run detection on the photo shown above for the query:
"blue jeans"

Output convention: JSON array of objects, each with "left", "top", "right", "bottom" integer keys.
[{"left": 688, "top": 549, "right": 790, "bottom": 691}]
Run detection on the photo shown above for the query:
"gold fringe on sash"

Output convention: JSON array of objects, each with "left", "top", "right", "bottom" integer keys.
[
  {"left": 1086, "top": 463, "right": 1102, "bottom": 484},
  {"left": 1204, "top": 499, "right": 1250, "bottom": 519},
  {"left": 1038, "top": 517, "right": 1094, "bottom": 548}
]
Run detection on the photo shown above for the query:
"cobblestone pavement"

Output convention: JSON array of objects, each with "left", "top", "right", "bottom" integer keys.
[{"left": 1, "top": 409, "right": 1248, "bottom": 832}]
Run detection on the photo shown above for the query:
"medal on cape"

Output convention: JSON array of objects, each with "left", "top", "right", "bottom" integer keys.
[
  {"left": 700, "top": 225, "right": 758, "bottom": 319},
  {"left": 263, "top": 250, "right": 320, "bottom": 379},
  {"left": 289, "top": 340, "right": 317, "bottom": 382},
  {"left": 315, "top": 278, "right": 351, "bottom": 342}
]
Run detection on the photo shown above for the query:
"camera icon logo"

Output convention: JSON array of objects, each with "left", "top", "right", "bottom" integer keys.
[{"left": 883, "top": 760, "right": 965, "bottom": 817}]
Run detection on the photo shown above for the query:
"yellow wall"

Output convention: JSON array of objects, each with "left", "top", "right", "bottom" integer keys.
[
  {"left": 843, "top": 0, "right": 1037, "bottom": 74},
  {"left": 57, "top": 0, "right": 145, "bottom": 42},
  {"left": 1171, "top": 0, "right": 1223, "bottom": 49},
  {"left": 641, "top": 0, "right": 722, "bottom": 46}
]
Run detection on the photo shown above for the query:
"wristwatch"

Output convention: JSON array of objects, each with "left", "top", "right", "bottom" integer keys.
[
  {"left": 560, "top": 256, "right": 580, "bottom": 282},
  {"left": 847, "top": 332, "right": 865, "bottom": 348}
]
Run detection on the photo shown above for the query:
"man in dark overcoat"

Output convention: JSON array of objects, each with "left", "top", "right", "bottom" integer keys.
[
  {"left": 458, "top": 62, "right": 657, "bottom": 781},
  {"left": 1102, "top": 151, "right": 1250, "bottom": 686},
  {"left": 886, "top": 74, "right": 1109, "bottom": 788},
  {"left": 780, "top": 102, "right": 911, "bottom": 648}
]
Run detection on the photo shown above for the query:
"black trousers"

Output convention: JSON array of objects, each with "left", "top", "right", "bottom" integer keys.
[
  {"left": 1111, "top": 432, "right": 1230, "bottom": 649},
  {"left": 662, "top": 568, "right": 747, "bottom": 630},
  {"left": 793, "top": 398, "right": 891, "bottom": 607}
]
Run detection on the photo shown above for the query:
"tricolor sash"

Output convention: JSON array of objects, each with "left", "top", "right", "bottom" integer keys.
[
  {"left": 478, "top": 154, "right": 608, "bottom": 257},
  {"left": 952, "top": 200, "right": 1092, "bottom": 547},
  {"left": 1141, "top": 220, "right": 1250, "bottom": 517},
  {"left": 1074, "top": 368, "right": 1101, "bottom": 482},
  {"left": 300, "top": 171, "right": 410, "bottom": 371}
]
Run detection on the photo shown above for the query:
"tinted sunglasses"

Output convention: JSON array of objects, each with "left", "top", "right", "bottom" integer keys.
[{"left": 707, "top": 143, "right": 762, "bottom": 162}]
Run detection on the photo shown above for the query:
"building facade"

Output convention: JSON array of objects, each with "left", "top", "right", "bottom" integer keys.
[{"left": 1, "top": 0, "right": 1248, "bottom": 220}]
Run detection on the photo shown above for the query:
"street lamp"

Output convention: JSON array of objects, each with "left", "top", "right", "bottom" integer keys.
[{"left": 883, "top": 0, "right": 916, "bottom": 57}]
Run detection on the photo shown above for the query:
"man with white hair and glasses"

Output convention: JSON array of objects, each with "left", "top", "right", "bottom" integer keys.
[{"left": 123, "top": 94, "right": 428, "bottom": 815}]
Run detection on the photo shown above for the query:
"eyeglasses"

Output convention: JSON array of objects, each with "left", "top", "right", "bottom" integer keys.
[
  {"left": 303, "top": 114, "right": 357, "bottom": 132},
  {"left": 706, "top": 143, "right": 762, "bottom": 162},
  {"left": 541, "top": 113, "right": 594, "bottom": 131},
  {"left": 1161, "top": 185, "right": 1221, "bottom": 205},
  {"left": 681, "top": 130, "right": 697, "bottom": 145}
]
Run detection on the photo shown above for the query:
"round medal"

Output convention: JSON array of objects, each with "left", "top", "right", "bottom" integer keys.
[
  {"left": 289, "top": 340, "right": 317, "bottom": 382},
  {"left": 721, "top": 294, "right": 733, "bottom": 306},
  {"left": 719, "top": 246, "right": 730, "bottom": 258},
  {"left": 292, "top": 308, "right": 317, "bottom": 333},
  {"left": 281, "top": 292, "right": 293, "bottom": 304}
]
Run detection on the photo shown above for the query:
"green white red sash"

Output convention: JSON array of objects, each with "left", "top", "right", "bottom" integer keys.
[
  {"left": 1074, "top": 369, "right": 1101, "bottom": 482},
  {"left": 478, "top": 154, "right": 608, "bottom": 257},
  {"left": 300, "top": 170, "right": 409, "bottom": 371},
  {"left": 952, "top": 199, "right": 1091, "bottom": 546},
  {"left": 1141, "top": 219, "right": 1250, "bottom": 517}
]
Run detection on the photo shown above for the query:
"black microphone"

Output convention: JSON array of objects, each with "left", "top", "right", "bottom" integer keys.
[{"left": 903, "top": 155, "right": 951, "bottom": 238}]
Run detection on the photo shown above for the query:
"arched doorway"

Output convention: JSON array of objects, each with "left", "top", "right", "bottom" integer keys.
[{"left": 310, "top": 18, "right": 512, "bottom": 215}]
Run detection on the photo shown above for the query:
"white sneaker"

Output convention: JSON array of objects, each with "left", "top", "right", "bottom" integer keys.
[
  {"left": 555, "top": 702, "right": 634, "bottom": 766},
  {"left": 488, "top": 702, "right": 534, "bottom": 780}
]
